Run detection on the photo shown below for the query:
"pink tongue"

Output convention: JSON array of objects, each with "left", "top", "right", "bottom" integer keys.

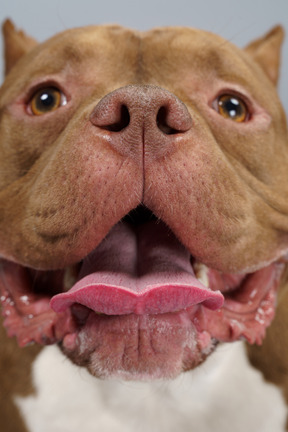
[{"left": 50, "top": 221, "right": 223, "bottom": 315}]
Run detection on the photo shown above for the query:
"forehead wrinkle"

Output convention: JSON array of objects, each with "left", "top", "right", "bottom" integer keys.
[
  {"left": 182, "top": 41, "right": 264, "bottom": 92},
  {"left": 27, "top": 34, "right": 113, "bottom": 75},
  {"left": 141, "top": 28, "right": 257, "bottom": 88},
  {"left": 1, "top": 28, "right": 140, "bottom": 101}
]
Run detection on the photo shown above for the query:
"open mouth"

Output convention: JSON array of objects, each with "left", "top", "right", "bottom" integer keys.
[{"left": 0, "top": 205, "right": 284, "bottom": 378}]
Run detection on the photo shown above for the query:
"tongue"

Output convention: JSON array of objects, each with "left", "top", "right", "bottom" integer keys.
[{"left": 50, "top": 221, "right": 224, "bottom": 315}]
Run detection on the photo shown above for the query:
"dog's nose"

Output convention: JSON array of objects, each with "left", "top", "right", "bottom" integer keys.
[{"left": 89, "top": 85, "right": 192, "bottom": 159}]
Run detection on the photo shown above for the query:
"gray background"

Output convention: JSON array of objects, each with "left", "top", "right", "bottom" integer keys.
[{"left": 0, "top": 0, "right": 287, "bottom": 111}]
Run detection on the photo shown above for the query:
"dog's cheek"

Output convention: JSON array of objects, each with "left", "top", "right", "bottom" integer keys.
[
  {"left": 209, "top": 118, "right": 288, "bottom": 187},
  {"left": 0, "top": 112, "right": 74, "bottom": 190},
  {"left": 0, "top": 115, "right": 144, "bottom": 269}
]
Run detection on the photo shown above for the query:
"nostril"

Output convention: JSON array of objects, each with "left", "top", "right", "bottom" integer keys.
[
  {"left": 90, "top": 86, "right": 192, "bottom": 144},
  {"left": 156, "top": 106, "right": 182, "bottom": 135},
  {"left": 92, "top": 104, "right": 130, "bottom": 132},
  {"left": 102, "top": 104, "right": 130, "bottom": 132}
]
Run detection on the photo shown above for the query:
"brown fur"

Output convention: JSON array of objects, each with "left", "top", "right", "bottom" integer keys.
[
  {"left": 0, "top": 24, "right": 287, "bottom": 272},
  {"left": 0, "top": 316, "right": 41, "bottom": 432},
  {"left": 248, "top": 271, "right": 288, "bottom": 401},
  {"left": 1, "top": 19, "right": 288, "bottom": 430}
]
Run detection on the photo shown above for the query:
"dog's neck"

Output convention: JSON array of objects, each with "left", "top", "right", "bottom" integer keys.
[{"left": 14, "top": 342, "right": 287, "bottom": 432}]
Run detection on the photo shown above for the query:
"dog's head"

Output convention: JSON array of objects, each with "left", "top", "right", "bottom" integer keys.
[{"left": 0, "top": 20, "right": 287, "bottom": 380}]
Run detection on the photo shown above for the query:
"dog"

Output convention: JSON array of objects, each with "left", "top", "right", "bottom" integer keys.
[{"left": 0, "top": 18, "right": 288, "bottom": 432}]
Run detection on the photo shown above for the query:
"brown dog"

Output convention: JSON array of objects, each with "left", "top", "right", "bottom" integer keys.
[{"left": 1, "top": 19, "right": 288, "bottom": 431}]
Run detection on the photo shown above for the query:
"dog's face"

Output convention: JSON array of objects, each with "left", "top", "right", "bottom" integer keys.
[{"left": 0, "top": 21, "right": 288, "bottom": 380}]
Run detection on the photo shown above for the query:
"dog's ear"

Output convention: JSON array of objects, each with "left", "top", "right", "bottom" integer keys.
[
  {"left": 245, "top": 25, "right": 285, "bottom": 85},
  {"left": 2, "top": 19, "right": 38, "bottom": 76}
]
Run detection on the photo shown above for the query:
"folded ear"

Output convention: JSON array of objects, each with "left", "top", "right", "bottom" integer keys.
[
  {"left": 2, "top": 19, "right": 38, "bottom": 76},
  {"left": 245, "top": 25, "right": 285, "bottom": 86}
]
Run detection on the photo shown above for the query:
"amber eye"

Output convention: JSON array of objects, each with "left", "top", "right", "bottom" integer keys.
[
  {"left": 29, "top": 87, "right": 66, "bottom": 115},
  {"left": 216, "top": 94, "right": 248, "bottom": 122}
]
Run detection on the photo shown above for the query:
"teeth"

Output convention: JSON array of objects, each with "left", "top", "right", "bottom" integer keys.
[
  {"left": 64, "top": 265, "right": 78, "bottom": 291},
  {"left": 194, "top": 262, "right": 209, "bottom": 288}
]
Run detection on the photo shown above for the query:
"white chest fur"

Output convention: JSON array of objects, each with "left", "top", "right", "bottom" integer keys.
[{"left": 15, "top": 341, "right": 287, "bottom": 432}]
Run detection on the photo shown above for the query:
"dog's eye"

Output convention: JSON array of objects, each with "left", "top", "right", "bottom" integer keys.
[
  {"left": 29, "top": 87, "right": 67, "bottom": 115},
  {"left": 216, "top": 94, "right": 248, "bottom": 122}
]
